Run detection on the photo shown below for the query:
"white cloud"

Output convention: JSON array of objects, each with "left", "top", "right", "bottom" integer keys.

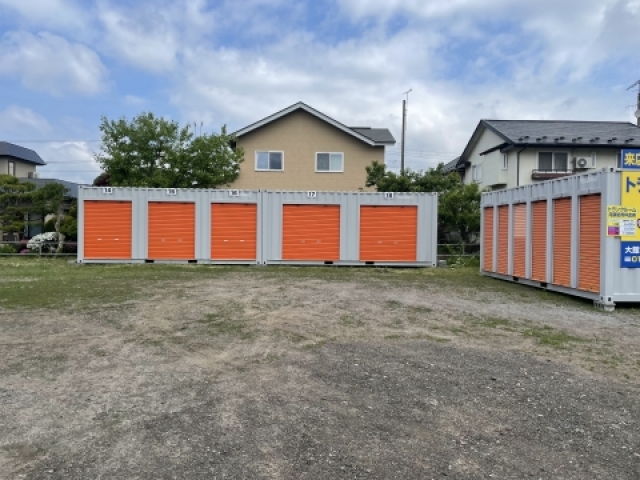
[
  {"left": 0, "top": 31, "right": 108, "bottom": 95},
  {"left": 124, "top": 95, "right": 144, "bottom": 106},
  {"left": 0, "top": 105, "right": 51, "bottom": 136},
  {"left": 37, "top": 142, "right": 100, "bottom": 184},
  {"left": 96, "top": 0, "right": 216, "bottom": 73},
  {"left": 0, "top": 0, "right": 90, "bottom": 32}
]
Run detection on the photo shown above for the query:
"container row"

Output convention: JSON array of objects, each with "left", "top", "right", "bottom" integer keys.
[
  {"left": 78, "top": 188, "right": 438, "bottom": 267},
  {"left": 480, "top": 168, "right": 640, "bottom": 310}
]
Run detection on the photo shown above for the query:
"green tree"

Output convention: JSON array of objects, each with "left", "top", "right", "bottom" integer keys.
[
  {"left": 365, "top": 161, "right": 481, "bottom": 243},
  {"left": 0, "top": 175, "right": 36, "bottom": 239},
  {"left": 32, "top": 182, "right": 69, "bottom": 253},
  {"left": 95, "top": 113, "right": 244, "bottom": 188}
]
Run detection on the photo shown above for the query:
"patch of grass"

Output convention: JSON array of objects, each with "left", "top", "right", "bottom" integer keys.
[
  {"left": 1, "top": 353, "right": 68, "bottom": 379},
  {"left": 340, "top": 315, "right": 365, "bottom": 327},
  {"left": 413, "top": 333, "right": 451, "bottom": 342},
  {"left": 385, "top": 300, "right": 403, "bottom": 309},
  {"left": 285, "top": 331, "right": 308, "bottom": 343},
  {"left": 384, "top": 334, "right": 402, "bottom": 340},
  {"left": 522, "top": 325, "right": 587, "bottom": 349},
  {"left": 200, "top": 313, "right": 253, "bottom": 340},
  {"left": 302, "top": 338, "right": 332, "bottom": 350}
]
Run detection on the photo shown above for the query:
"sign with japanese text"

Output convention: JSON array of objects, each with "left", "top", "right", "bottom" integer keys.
[
  {"left": 620, "top": 172, "right": 640, "bottom": 241},
  {"left": 607, "top": 205, "right": 637, "bottom": 236},
  {"left": 620, "top": 149, "right": 640, "bottom": 169},
  {"left": 621, "top": 242, "right": 640, "bottom": 268}
]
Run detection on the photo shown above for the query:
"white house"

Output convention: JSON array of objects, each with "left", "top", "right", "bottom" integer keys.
[{"left": 449, "top": 120, "right": 640, "bottom": 190}]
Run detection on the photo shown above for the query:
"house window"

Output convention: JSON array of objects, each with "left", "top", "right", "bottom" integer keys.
[
  {"left": 255, "top": 151, "right": 283, "bottom": 171},
  {"left": 538, "top": 152, "right": 569, "bottom": 172},
  {"left": 8, "top": 161, "right": 15, "bottom": 176},
  {"left": 471, "top": 164, "right": 482, "bottom": 182},
  {"left": 502, "top": 153, "right": 508, "bottom": 170},
  {"left": 316, "top": 152, "right": 344, "bottom": 172}
]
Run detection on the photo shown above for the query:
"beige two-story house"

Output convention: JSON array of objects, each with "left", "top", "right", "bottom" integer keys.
[
  {"left": 230, "top": 102, "right": 396, "bottom": 191},
  {"left": 0, "top": 141, "right": 46, "bottom": 178},
  {"left": 448, "top": 120, "right": 640, "bottom": 190}
]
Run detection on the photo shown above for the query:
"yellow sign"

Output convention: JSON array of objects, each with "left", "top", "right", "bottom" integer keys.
[
  {"left": 621, "top": 172, "right": 640, "bottom": 240},
  {"left": 607, "top": 205, "right": 637, "bottom": 236}
]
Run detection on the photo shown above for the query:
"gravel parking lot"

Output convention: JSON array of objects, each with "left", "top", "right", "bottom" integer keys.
[{"left": 1, "top": 260, "right": 639, "bottom": 479}]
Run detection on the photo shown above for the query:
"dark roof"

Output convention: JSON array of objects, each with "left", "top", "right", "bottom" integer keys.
[
  {"left": 443, "top": 157, "right": 461, "bottom": 172},
  {"left": 19, "top": 178, "right": 82, "bottom": 198},
  {"left": 457, "top": 119, "right": 640, "bottom": 170},
  {"left": 0, "top": 141, "right": 46, "bottom": 165},
  {"left": 483, "top": 120, "right": 640, "bottom": 147},
  {"left": 232, "top": 102, "right": 396, "bottom": 146},
  {"left": 350, "top": 127, "right": 396, "bottom": 145}
]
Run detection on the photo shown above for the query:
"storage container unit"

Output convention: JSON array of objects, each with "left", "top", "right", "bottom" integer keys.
[
  {"left": 79, "top": 187, "right": 438, "bottom": 267},
  {"left": 78, "top": 188, "right": 262, "bottom": 264},
  {"left": 480, "top": 168, "right": 640, "bottom": 310},
  {"left": 83, "top": 200, "right": 132, "bottom": 260},
  {"left": 261, "top": 191, "right": 438, "bottom": 266}
]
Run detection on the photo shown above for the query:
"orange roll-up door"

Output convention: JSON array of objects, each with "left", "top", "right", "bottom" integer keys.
[
  {"left": 513, "top": 204, "right": 526, "bottom": 278},
  {"left": 552, "top": 198, "right": 572, "bottom": 287},
  {"left": 497, "top": 205, "right": 509, "bottom": 275},
  {"left": 531, "top": 201, "right": 547, "bottom": 282},
  {"left": 148, "top": 202, "right": 195, "bottom": 260},
  {"left": 483, "top": 207, "right": 494, "bottom": 272},
  {"left": 359, "top": 206, "right": 417, "bottom": 262},
  {"left": 211, "top": 203, "right": 257, "bottom": 260},
  {"left": 84, "top": 201, "right": 132, "bottom": 259},
  {"left": 282, "top": 204, "right": 340, "bottom": 261},
  {"left": 578, "top": 195, "right": 601, "bottom": 293}
]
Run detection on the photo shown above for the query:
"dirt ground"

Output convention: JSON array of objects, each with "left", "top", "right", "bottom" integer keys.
[{"left": 1, "top": 264, "right": 639, "bottom": 479}]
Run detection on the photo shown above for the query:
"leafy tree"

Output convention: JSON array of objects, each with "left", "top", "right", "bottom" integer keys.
[
  {"left": 92, "top": 172, "right": 111, "bottom": 186},
  {"left": 95, "top": 112, "right": 244, "bottom": 188},
  {"left": 0, "top": 175, "right": 36, "bottom": 239},
  {"left": 32, "top": 182, "right": 69, "bottom": 253},
  {"left": 365, "top": 161, "right": 482, "bottom": 243},
  {"left": 44, "top": 203, "right": 77, "bottom": 242}
]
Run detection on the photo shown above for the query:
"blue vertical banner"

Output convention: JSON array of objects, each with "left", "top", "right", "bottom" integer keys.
[{"left": 620, "top": 241, "right": 640, "bottom": 268}]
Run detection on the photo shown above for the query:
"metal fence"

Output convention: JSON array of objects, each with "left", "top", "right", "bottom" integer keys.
[
  {"left": 0, "top": 241, "right": 78, "bottom": 256},
  {"left": 0, "top": 240, "right": 478, "bottom": 263}
]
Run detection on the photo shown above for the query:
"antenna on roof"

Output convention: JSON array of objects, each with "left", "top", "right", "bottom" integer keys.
[{"left": 627, "top": 79, "right": 640, "bottom": 126}]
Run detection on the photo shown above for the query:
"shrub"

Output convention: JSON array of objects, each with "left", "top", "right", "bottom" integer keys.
[
  {"left": 0, "top": 244, "right": 17, "bottom": 254},
  {"left": 27, "top": 232, "right": 59, "bottom": 253}
]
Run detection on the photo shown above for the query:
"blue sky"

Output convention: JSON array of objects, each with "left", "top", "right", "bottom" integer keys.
[{"left": 1, "top": 0, "right": 639, "bottom": 183}]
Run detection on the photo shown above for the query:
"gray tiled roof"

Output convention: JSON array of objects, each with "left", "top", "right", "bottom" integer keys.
[
  {"left": 19, "top": 178, "right": 82, "bottom": 198},
  {"left": 483, "top": 120, "right": 640, "bottom": 147},
  {"left": 443, "top": 157, "right": 461, "bottom": 172},
  {"left": 350, "top": 127, "right": 396, "bottom": 145},
  {"left": 0, "top": 141, "right": 46, "bottom": 165}
]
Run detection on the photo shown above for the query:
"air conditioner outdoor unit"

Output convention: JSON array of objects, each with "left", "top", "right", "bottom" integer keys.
[
  {"left": 27, "top": 172, "right": 40, "bottom": 179},
  {"left": 573, "top": 157, "right": 589, "bottom": 169}
]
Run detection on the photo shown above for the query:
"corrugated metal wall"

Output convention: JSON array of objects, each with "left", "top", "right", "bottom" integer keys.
[
  {"left": 282, "top": 205, "right": 340, "bottom": 261},
  {"left": 479, "top": 169, "right": 640, "bottom": 309},
  {"left": 148, "top": 202, "right": 195, "bottom": 260},
  {"left": 78, "top": 188, "right": 438, "bottom": 267},
  {"left": 578, "top": 195, "right": 601, "bottom": 293},
  {"left": 211, "top": 203, "right": 257, "bottom": 260},
  {"left": 531, "top": 201, "right": 547, "bottom": 282},
  {"left": 83, "top": 201, "right": 132, "bottom": 260},
  {"left": 483, "top": 207, "right": 494, "bottom": 272},
  {"left": 497, "top": 205, "right": 509, "bottom": 275},
  {"left": 513, "top": 204, "right": 526, "bottom": 278},
  {"left": 552, "top": 198, "right": 572, "bottom": 287},
  {"left": 359, "top": 206, "right": 417, "bottom": 262}
]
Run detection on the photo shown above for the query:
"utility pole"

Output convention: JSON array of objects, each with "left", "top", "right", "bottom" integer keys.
[
  {"left": 627, "top": 79, "right": 640, "bottom": 126},
  {"left": 401, "top": 89, "right": 412, "bottom": 176}
]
